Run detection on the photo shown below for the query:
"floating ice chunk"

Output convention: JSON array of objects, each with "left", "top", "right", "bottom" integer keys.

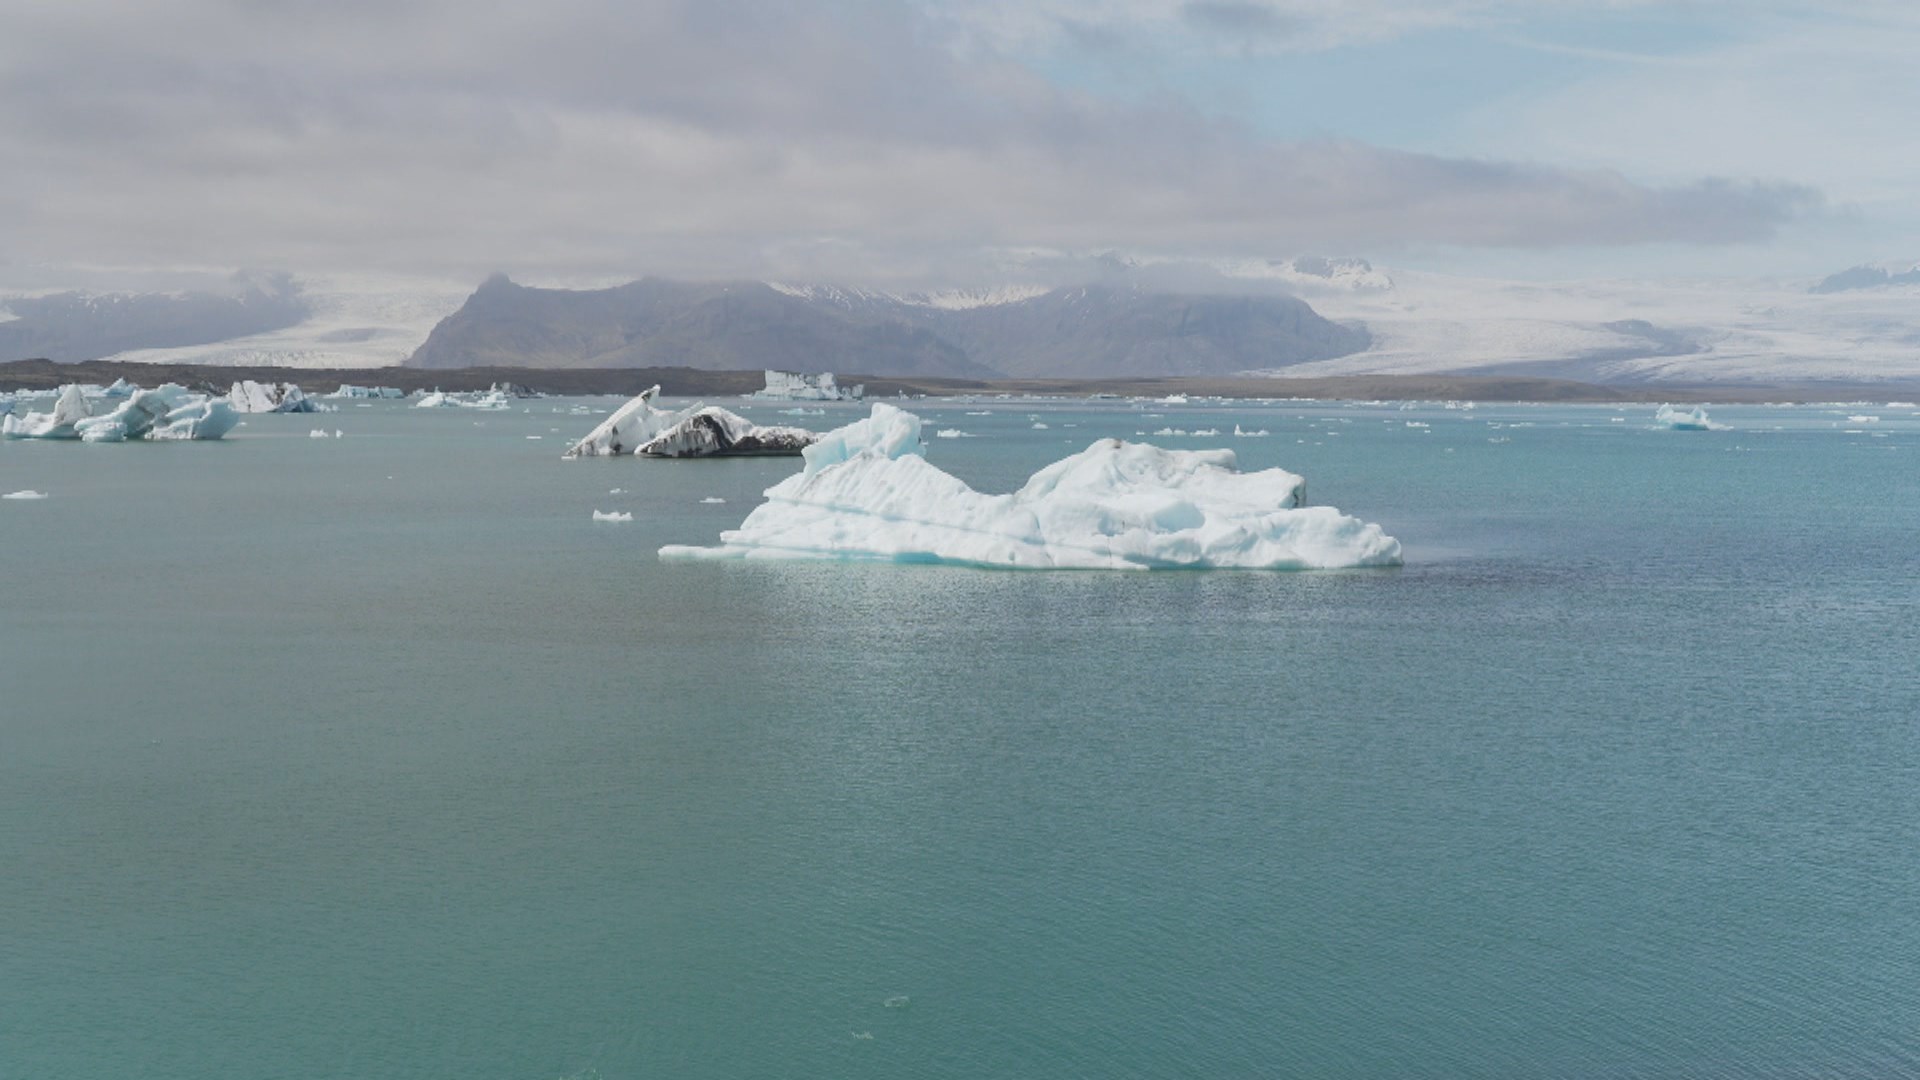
[
  {"left": 148, "top": 398, "right": 239, "bottom": 441},
  {"left": 309, "top": 429, "right": 330, "bottom": 439},
  {"left": 635, "top": 407, "right": 815, "bottom": 458},
  {"left": 1848, "top": 415, "right": 1880, "bottom": 424},
  {"left": 609, "top": 488, "right": 625, "bottom": 495},
  {"left": 797, "top": 403, "right": 922, "bottom": 473},
  {"left": 751, "top": 369, "right": 863, "bottom": 401},
  {"left": 592, "top": 510, "right": 633, "bottom": 522},
  {"left": 1193, "top": 427, "right": 1220, "bottom": 437},
  {"left": 4, "top": 489, "right": 49, "bottom": 499},
  {"left": 562, "top": 387, "right": 809, "bottom": 458},
  {"left": 230, "top": 380, "right": 320, "bottom": 413},
  {"left": 1406, "top": 421, "right": 1429, "bottom": 428},
  {"left": 3, "top": 385, "right": 91, "bottom": 439},
  {"left": 778, "top": 407, "right": 827, "bottom": 416},
  {"left": 325, "top": 384, "right": 405, "bottom": 399},
  {"left": 1233, "top": 425, "right": 1270, "bottom": 437},
  {"left": 662, "top": 405, "right": 1401, "bottom": 570},
  {"left": 563, "top": 386, "right": 693, "bottom": 457},
  {"left": 701, "top": 497, "right": 727, "bottom": 504},
  {"left": 1655, "top": 404, "right": 1727, "bottom": 431},
  {"left": 935, "top": 428, "right": 972, "bottom": 439},
  {"left": 1032, "top": 422, "right": 1050, "bottom": 430}
]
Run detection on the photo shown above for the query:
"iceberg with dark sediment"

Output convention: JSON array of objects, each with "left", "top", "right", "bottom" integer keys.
[
  {"left": 230, "top": 380, "right": 321, "bottom": 413},
  {"left": 660, "top": 404, "right": 1402, "bottom": 570},
  {"left": 1655, "top": 404, "right": 1726, "bottom": 431},
  {"left": 562, "top": 385, "right": 816, "bottom": 459}
]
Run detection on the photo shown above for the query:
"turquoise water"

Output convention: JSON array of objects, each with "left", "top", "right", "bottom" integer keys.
[{"left": 4, "top": 396, "right": 1918, "bottom": 1078}]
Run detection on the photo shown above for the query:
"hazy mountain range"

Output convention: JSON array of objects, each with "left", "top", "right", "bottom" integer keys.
[
  {"left": 5, "top": 258, "right": 1920, "bottom": 385},
  {"left": 403, "top": 273, "right": 1371, "bottom": 380}
]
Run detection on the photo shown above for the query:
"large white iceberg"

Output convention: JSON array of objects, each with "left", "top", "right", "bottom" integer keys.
[
  {"left": 2, "top": 384, "right": 92, "bottom": 439},
  {"left": 562, "top": 385, "right": 816, "bottom": 459},
  {"left": 3, "top": 382, "right": 238, "bottom": 441},
  {"left": 660, "top": 404, "right": 1402, "bottom": 570},
  {"left": 230, "top": 380, "right": 322, "bottom": 413}
]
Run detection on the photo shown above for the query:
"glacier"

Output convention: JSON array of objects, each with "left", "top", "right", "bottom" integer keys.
[
  {"left": 660, "top": 404, "right": 1402, "bottom": 570},
  {"left": 562, "top": 385, "right": 815, "bottom": 459}
]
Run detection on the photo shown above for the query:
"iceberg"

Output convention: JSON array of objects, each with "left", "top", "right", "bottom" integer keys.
[
  {"left": 148, "top": 397, "right": 240, "bottom": 441},
  {"left": 4, "top": 489, "right": 49, "bottom": 500},
  {"left": 3, "top": 383, "right": 237, "bottom": 441},
  {"left": 325, "top": 384, "right": 406, "bottom": 399},
  {"left": 76, "top": 384, "right": 199, "bottom": 442},
  {"left": 1655, "top": 404, "right": 1727, "bottom": 431},
  {"left": 562, "top": 385, "right": 815, "bottom": 459},
  {"left": 661, "top": 404, "right": 1402, "bottom": 570},
  {"left": 592, "top": 510, "right": 633, "bottom": 522},
  {"left": 750, "top": 369, "right": 864, "bottom": 401},
  {"left": 3, "top": 384, "right": 92, "bottom": 439},
  {"left": 230, "top": 380, "right": 320, "bottom": 413}
]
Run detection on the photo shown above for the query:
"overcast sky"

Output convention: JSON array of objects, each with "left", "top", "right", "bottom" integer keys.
[{"left": 1, "top": 0, "right": 1913, "bottom": 290}]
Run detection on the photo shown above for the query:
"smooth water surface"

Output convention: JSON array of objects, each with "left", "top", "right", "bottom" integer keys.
[{"left": 4, "top": 396, "right": 1918, "bottom": 1078}]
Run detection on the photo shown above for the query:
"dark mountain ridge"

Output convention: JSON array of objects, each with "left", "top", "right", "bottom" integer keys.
[{"left": 406, "top": 275, "right": 1370, "bottom": 379}]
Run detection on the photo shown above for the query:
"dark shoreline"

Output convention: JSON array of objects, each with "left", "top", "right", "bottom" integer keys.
[{"left": 4, "top": 358, "right": 1916, "bottom": 404}]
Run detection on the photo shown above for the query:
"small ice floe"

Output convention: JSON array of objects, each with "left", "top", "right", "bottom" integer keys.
[
  {"left": 1406, "top": 421, "right": 1429, "bottom": 428},
  {"left": 4, "top": 489, "right": 49, "bottom": 500},
  {"left": 851, "top": 1032, "right": 874, "bottom": 1041},
  {"left": 700, "top": 497, "right": 727, "bottom": 504},
  {"left": 966, "top": 410, "right": 993, "bottom": 416},
  {"left": 609, "top": 487, "right": 625, "bottom": 495},
  {"left": 1847, "top": 415, "right": 1880, "bottom": 424},
  {"left": 883, "top": 995, "right": 910, "bottom": 1008},
  {"left": 1192, "top": 427, "right": 1220, "bottom": 437},
  {"left": 1233, "top": 425, "right": 1270, "bottom": 437},
  {"left": 1032, "top": 422, "right": 1050, "bottom": 430},
  {"left": 309, "top": 429, "right": 330, "bottom": 438},
  {"left": 1655, "top": 404, "right": 1727, "bottom": 431},
  {"left": 934, "top": 428, "right": 971, "bottom": 438},
  {"left": 1151, "top": 427, "right": 1186, "bottom": 436},
  {"left": 591, "top": 510, "right": 633, "bottom": 522},
  {"left": 778, "top": 407, "right": 826, "bottom": 416},
  {"left": 526, "top": 435, "right": 543, "bottom": 440}
]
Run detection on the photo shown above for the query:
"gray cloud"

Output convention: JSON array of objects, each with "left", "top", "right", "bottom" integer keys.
[
  {"left": 1179, "top": 2, "right": 1302, "bottom": 38},
  {"left": 0, "top": 0, "right": 1818, "bottom": 289}
]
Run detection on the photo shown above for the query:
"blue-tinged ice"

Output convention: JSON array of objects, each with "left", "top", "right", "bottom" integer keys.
[
  {"left": 1655, "top": 404, "right": 1727, "bottom": 431},
  {"left": 660, "top": 404, "right": 1402, "bottom": 570}
]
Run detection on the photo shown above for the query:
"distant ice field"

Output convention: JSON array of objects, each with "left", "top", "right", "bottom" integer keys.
[{"left": 4, "top": 394, "right": 1919, "bottom": 1078}]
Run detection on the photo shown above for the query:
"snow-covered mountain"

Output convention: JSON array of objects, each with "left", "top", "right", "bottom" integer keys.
[{"left": 9, "top": 259, "right": 1920, "bottom": 384}]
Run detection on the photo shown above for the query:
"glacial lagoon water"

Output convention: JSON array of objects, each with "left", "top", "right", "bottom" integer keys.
[{"left": 3, "top": 395, "right": 1918, "bottom": 1078}]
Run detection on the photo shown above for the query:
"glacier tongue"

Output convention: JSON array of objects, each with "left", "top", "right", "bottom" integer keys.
[{"left": 660, "top": 405, "right": 1401, "bottom": 570}]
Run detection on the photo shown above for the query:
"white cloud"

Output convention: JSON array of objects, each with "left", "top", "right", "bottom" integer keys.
[{"left": 0, "top": 0, "right": 1822, "bottom": 288}]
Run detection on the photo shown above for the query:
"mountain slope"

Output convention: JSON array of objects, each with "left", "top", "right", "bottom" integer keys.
[
  {"left": 0, "top": 274, "right": 309, "bottom": 363},
  {"left": 406, "top": 275, "right": 1369, "bottom": 379}
]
